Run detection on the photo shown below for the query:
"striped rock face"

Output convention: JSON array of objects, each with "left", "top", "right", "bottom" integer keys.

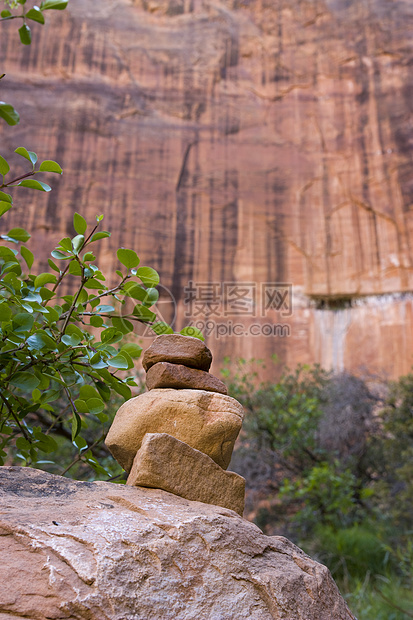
[{"left": 2, "top": 0, "right": 413, "bottom": 379}]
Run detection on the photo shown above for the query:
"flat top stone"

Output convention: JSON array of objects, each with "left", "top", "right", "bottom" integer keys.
[{"left": 142, "top": 334, "right": 213, "bottom": 372}]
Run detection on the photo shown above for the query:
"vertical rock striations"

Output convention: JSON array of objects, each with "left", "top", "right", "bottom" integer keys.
[{"left": 1, "top": 0, "right": 413, "bottom": 377}]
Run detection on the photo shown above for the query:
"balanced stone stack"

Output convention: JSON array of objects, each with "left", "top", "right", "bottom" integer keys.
[{"left": 105, "top": 335, "right": 246, "bottom": 515}]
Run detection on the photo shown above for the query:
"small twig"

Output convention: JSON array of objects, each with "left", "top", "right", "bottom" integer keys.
[
  {"left": 52, "top": 224, "right": 99, "bottom": 293},
  {"left": 59, "top": 277, "right": 87, "bottom": 339},
  {"left": 0, "top": 391, "right": 30, "bottom": 441},
  {"left": 0, "top": 15, "right": 24, "bottom": 22},
  {"left": 376, "top": 589, "right": 413, "bottom": 618},
  {"left": 60, "top": 434, "right": 104, "bottom": 476},
  {"left": 2, "top": 170, "right": 35, "bottom": 187}
]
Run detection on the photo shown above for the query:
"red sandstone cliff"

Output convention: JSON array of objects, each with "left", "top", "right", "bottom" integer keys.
[{"left": 1, "top": 0, "right": 413, "bottom": 378}]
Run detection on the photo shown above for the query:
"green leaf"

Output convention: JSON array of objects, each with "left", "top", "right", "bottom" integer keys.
[
  {"left": 0, "top": 155, "right": 10, "bottom": 176},
  {"left": 0, "top": 102, "right": 19, "bottom": 126},
  {"left": 68, "top": 260, "right": 82, "bottom": 276},
  {"left": 9, "top": 372, "right": 40, "bottom": 391},
  {"left": 40, "top": 0, "right": 68, "bottom": 9},
  {"left": 61, "top": 333, "right": 81, "bottom": 346},
  {"left": 27, "top": 330, "right": 57, "bottom": 351},
  {"left": 26, "top": 7, "right": 45, "bottom": 23},
  {"left": 43, "top": 305, "right": 59, "bottom": 322},
  {"left": 108, "top": 354, "right": 130, "bottom": 370},
  {"left": 151, "top": 321, "right": 173, "bottom": 335},
  {"left": 13, "top": 312, "right": 34, "bottom": 333},
  {"left": 32, "top": 388, "right": 41, "bottom": 402},
  {"left": 71, "top": 234, "right": 84, "bottom": 254},
  {"left": 40, "top": 287, "right": 55, "bottom": 302},
  {"left": 101, "top": 327, "right": 122, "bottom": 344},
  {"left": 120, "top": 342, "right": 142, "bottom": 358},
  {"left": 180, "top": 326, "right": 205, "bottom": 341},
  {"left": 86, "top": 397, "right": 105, "bottom": 415},
  {"left": 34, "top": 272, "right": 57, "bottom": 288},
  {"left": 82, "top": 252, "right": 95, "bottom": 262},
  {"left": 1, "top": 9, "right": 12, "bottom": 17},
  {"left": 65, "top": 324, "right": 84, "bottom": 339},
  {"left": 0, "top": 245, "right": 18, "bottom": 259},
  {"left": 79, "top": 385, "right": 99, "bottom": 400},
  {"left": 132, "top": 304, "right": 156, "bottom": 322},
  {"left": 0, "top": 303, "right": 12, "bottom": 321},
  {"left": 34, "top": 431, "right": 58, "bottom": 453},
  {"left": 95, "top": 305, "right": 114, "bottom": 313},
  {"left": 73, "top": 212, "right": 87, "bottom": 235},
  {"left": 18, "top": 23, "right": 31, "bottom": 44},
  {"left": 71, "top": 411, "right": 82, "bottom": 441},
  {"left": 111, "top": 316, "right": 133, "bottom": 334},
  {"left": 18, "top": 179, "right": 51, "bottom": 192},
  {"left": 74, "top": 398, "right": 88, "bottom": 414},
  {"left": 90, "top": 315, "right": 104, "bottom": 328},
  {"left": 16, "top": 438, "right": 31, "bottom": 451},
  {"left": 117, "top": 248, "right": 140, "bottom": 269},
  {"left": 95, "top": 381, "right": 111, "bottom": 402},
  {"left": 96, "top": 214, "right": 104, "bottom": 222},
  {"left": 39, "top": 159, "right": 63, "bottom": 173},
  {"left": 90, "top": 231, "right": 110, "bottom": 242},
  {"left": 6, "top": 228, "right": 30, "bottom": 242},
  {"left": 20, "top": 246, "right": 34, "bottom": 269},
  {"left": 0, "top": 191, "right": 12, "bottom": 203},
  {"left": 89, "top": 353, "right": 107, "bottom": 369},
  {"left": 15, "top": 147, "right": 37, "bottom": 166},
  {"left": 136, "top": 266, "right": 159, "bottom": 287},
  {"left": 58, "top": 237, "right": 72, "bottom": 252},
  {"left": 72, "top": 436, "right": 88, "bottom": 453},
  {"left": 83, "top": 278, "right": 104, "bottom": 289},
  {"left": 51, "top": 250, "right": 70, "bottom": 260},
  {"left": 112, "top": 380, "right": 132, "bottom": 400},
  {"left": 48, "top": 258, "right": 60, "bottom": 272},
  {"left": 0, "top": 201, "right": 12, "bottom": 217}
]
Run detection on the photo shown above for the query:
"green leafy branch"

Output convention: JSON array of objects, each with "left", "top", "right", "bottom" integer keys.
[
  {"left": 0, "top": 147, "right": 62, "bottom": 217},
  {"left": 1, "top": 0, "right": 68, "bottom": 45}
]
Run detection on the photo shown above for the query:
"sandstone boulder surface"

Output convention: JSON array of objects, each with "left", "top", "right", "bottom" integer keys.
[
  {"left": 105, "top": 388, "right": 244, "bottom": 472},
  {"left": 126, "top": 432, "right": 245, "bottom": 515},
  {"left": 0, "top": 467, "right": 356, "bottom": 620},
  {"left": 142, "top": 335, "right": 213, "bottom": 372},
  {"left": 146, "top": 361, "right": 228, "bottom": 394}
]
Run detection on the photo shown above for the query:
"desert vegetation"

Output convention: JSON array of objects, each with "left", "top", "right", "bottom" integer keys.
[{"left": 225, "top": 359, "right": 413, "bottom": 620}]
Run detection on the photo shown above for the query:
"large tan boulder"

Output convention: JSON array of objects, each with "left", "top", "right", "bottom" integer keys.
[
  {"left": 126, "top": 432, "right": 245, "bottom": 515},
  {"left": 141, "top": 334, "right": 212, "bottom": 372},
  {"left": 0, "top": 467, "right": 356, "bottom": 620},
  {"left": 146, "top": 361, "right": 228, "bottom": 394},
  {"left": 105, "top": 388, "right": 244, "bottom": 472}
]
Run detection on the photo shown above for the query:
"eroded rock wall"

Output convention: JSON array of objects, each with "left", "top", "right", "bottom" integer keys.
[{"left": 1, "top": 0, "right": 413, "bottom": 377}]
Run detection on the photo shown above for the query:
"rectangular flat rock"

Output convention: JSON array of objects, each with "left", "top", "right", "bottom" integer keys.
[
  {"left": 146, "top": 361, "right": 228, "bottom": 394},
  {"left": 126, "top": 432, "right": 245, "bottom": 516}
]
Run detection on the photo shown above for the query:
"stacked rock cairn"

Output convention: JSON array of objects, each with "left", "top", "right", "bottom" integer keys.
[{"left": 105, "top": 334, "right": 246, "bottom": 515}]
